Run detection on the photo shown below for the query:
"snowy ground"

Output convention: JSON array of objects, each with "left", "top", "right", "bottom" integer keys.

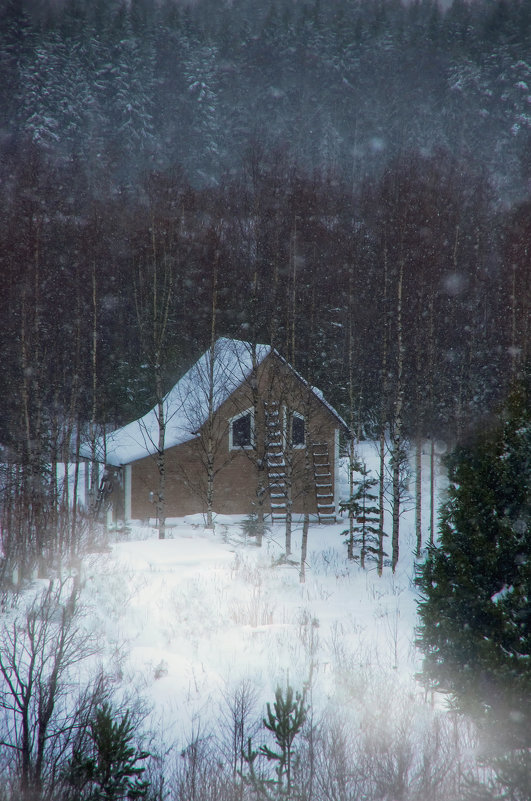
[{"left": 71, "top": 441, "right": 448, "bottom": 750}]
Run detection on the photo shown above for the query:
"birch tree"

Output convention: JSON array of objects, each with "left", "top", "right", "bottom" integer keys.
[{"left": 133, "top": 214, "right": 178, "bottom": 540}]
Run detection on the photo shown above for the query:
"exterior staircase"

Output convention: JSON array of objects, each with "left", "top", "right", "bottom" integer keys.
[
  {"left": 264, "top": 401, "right": 288, "bottom": 523},
  {"left": 264, "top": 404, "right": 336, "bottom": 524},
  {"left": 311, "top": 441, "right": 336, "bottom": 523}
]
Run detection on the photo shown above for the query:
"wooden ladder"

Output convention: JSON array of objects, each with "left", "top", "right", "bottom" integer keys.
[
  {"left": 265, "top": 402, "right": 288, "bottom": 523},
  {"left": 312, "top": 441, "right": 336, "bottom": 523}
]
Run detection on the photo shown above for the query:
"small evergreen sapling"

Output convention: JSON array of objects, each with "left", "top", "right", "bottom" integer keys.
[
  {"left": 67, "top": 704, "right": 149, "bottom": 800},
  {"left": 241, "top": 513, "right": 270, "bottom": 543},
  {"left": 242, "top": 684, "right": 307, "bottom": 799},
  {"left": 339, "top": 459, "right": 382, "bottom": 567}
]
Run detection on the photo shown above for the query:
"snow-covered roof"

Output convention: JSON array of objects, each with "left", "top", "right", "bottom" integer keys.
[
  {"left": 80, "top": 338, "right": 271, "bottom": 466},
  {"left": 80, "top": 337, "right": 348, "bottom": 467}
]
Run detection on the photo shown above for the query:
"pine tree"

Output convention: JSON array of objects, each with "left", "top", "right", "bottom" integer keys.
[
  {"left": 243, "top": 684, "right": 307, "bottom": 799},
  {"left": 416, "top": 377, "right": 531, "bottom": 758},
  {"left": 260, "top": 684, "right": 306, "bottom": 798},
  {"left": 67, "top": 704, "right": 150, "bottom": 800}
]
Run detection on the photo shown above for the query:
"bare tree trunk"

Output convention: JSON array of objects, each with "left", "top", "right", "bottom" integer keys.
[
  {"left": 71, "top": 425, "right": 81, "bottom": 558},
  {"left": 133, "top": 220, "right": 175, "bottom": 540},
  {"left": 205, "top": 256, "right": 219, "bottom": 530},
  {"left": 391, "top": 257, "right": 404, "bottom": 573},
  {"left": 346, "top": 266, "right": 356, "bottom": 561},
  {"left": 251, "top": 346, "right": 266, "bottom": 547},
  {"left": 429, "top": 437, "right": 435, "bottom": 546},
  {"left": 300, "top": 419, "right": 311, "bottom": 584},
  {"left": 378, "top": 244, "right": 389, "bottom": 577},
  {"left": 89, "top": 261, "right": 99, "bottom": 515},
  {"left": 299, "top": 514, "right": 309, "bottom": 584},
  {"left": 288, "top": 220, "right": 297, "bottom": 367},
  {"left": 285, "top": 447, "right": 293, "bottom": 557},
  {"left": 347, "top": 436, "right": 356, "bottom": 561},
  {"left": 415, "top": 437, "right": 422, "bottom": 557},
  {"left": 156, "top": 393, "right": 166, "bottom": 541},
  {"left": 19, "top": 225, "right": 48, "bottom": 578}
]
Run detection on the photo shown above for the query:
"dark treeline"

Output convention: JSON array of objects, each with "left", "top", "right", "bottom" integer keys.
[
  {"left": 0, "top": 141, "right": 528, "bottom": 450},
  {"left": 2, "top": 0, "right": 531, "bottom": 197}
]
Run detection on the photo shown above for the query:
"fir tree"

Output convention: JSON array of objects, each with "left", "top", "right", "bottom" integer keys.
[
  {"left": 339, "top": 458, "right": 382, "bottom": 567},
  {"left": 416, "top": 377, "right": 531, "bottom": 760}
]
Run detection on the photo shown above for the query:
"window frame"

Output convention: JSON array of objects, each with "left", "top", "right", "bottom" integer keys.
[
  {"left": 284, "top": 408, "right": 305, "bottom": 449},
  {"left": 229, "top": 407, "right": 255, "bottom": 450}
]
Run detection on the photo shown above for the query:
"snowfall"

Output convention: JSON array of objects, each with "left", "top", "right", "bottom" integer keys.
[{"left": 8, "top": 440, "right": 452, "bottom": 763}]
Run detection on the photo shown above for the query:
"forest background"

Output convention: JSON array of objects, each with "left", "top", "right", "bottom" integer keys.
[{"left": 0, "top": 0, "right": 530, "bottom": 576}]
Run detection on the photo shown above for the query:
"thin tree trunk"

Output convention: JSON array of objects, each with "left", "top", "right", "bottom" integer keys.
[
  {"left": 288, "top": 220, "right": 297, "bottom": 367},
  {"left": 285, "top": 447, "right": 293, "bottom": 557},
  {"left": 251, "top": 345, "right": 265, "bottom": 547},
  {"left": 391, "top": 257, "right": 404, "bottom": 573},
  {"left": 347, "top": 437, "right": 355, "bottom": 561},
  {"left": 71, "top": 425, "right": 81, "bottom": 558},
  {"left": 300, "top": 419, "right": 311, "bottom": 583},
  {"left": 429, "top": 438, "right": 435, "bottom": 547},
  {"left": 156, "top": 388, "right": 166, "bottom": 541},
  {"left": 206, "top": 256, "right": 218, "bottom": 529},
  {"left": 378, "top": 244, "right": 389, "bottom": 577},
  {"left": 415, "top": 437, "right": 422, "bottom": 557},
  {"left": 347, "top": 266, "right": 356, "bottom": 561},
  {"left": 133, "top": 220, "right": 175, "bottom": 540},
  {"left": 90, "top": 261, "right": 99, "bottom": 513},
  {"left": 300, "top": 513, "right": 309, "bottom": 584}
]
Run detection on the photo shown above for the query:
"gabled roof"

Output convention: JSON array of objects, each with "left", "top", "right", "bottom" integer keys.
[
  {"left": 81, "top": 339, "right": 271, "bottom": 466},
  {"left": 80, "top": 338, "right": 347, "bottom": 467}
]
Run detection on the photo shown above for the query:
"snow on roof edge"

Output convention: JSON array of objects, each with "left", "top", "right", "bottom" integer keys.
[
  {"left": 80, "top": 338, "right": 348, "bottom": 466},
  {"left": 79, "top": 338, "right": 271, "bottom": 466}
]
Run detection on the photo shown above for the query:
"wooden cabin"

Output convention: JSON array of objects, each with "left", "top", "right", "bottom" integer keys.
[{"left": 81, "top": 338, "right": 348, "bottom": 524}]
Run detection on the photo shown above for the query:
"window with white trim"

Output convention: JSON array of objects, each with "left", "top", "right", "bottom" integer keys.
[
  {"left": 285, "top": 409, "right": 305, "bottom": 448},
  {"left": 229, "top": 408, "right": 254, "bottom": 449}
]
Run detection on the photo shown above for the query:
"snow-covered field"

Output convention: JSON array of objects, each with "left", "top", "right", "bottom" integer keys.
[
  {"left": 73, "top": 442, "right": 448, "bottom": 751},
  {"left": 3, "top": 441, "right": 468, "bottom": 801}
]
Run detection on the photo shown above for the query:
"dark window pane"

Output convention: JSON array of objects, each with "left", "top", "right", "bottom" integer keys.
[
  {"left": 232, "top": 413, "right": 251, "bottom": 446},
  {"left": 292, "top": 415, "right": 305, "bottom": 447}
]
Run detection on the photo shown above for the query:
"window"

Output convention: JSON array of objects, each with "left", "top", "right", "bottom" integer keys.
[
  {"left": 284, "top": 410, "right": 305, "bottom": 448},
  {"left": 291, "top": 413, "right": 305, "bottom": 447},
  {"left": 230, "top": 409, "right": 253, "bottom": 449}
]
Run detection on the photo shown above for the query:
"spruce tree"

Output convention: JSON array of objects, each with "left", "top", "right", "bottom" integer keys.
[
  {"left": 416, "top": 377, "right": 530, "bottom": 757},
  {"left": 339, "top": 459, "right": 382, "bottom": 567}
]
